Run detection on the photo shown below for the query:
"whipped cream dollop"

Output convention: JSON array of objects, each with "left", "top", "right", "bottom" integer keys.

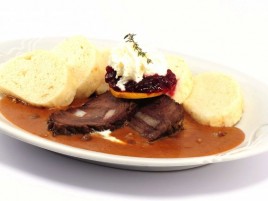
[{"left": 108, "top": 43, "right": 168, "bottom": 90}]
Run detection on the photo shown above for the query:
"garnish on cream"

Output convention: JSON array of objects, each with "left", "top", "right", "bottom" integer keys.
[{"left": 105, "top": 34, "right": 177, "bottom": 98}]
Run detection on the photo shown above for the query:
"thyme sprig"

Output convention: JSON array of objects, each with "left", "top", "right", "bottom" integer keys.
[{"left": 124, "top": 33, "right": 153, "bottom": 64}]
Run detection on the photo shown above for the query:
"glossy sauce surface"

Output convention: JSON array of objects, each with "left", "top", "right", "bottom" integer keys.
[{"left": 0, "top": 96, "right": 245, "bottom": 158}]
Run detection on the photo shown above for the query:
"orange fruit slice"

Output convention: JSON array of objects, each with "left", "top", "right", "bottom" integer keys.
[{"left": 109, "top": 88, "right": 163, "bottom": 99}]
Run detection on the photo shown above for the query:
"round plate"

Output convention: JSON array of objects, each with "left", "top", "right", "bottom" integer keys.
[{"left": 0, "top": 37, "right": 268, "bottom": 171}]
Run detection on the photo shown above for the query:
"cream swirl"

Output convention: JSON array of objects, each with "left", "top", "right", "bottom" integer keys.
[{"left": 108, "top": 43, "right": 168, "bottom": 90}]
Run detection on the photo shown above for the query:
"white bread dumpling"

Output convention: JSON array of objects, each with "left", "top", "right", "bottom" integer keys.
[
  {"left": 0, "top": 50, "right": 76, "bottom": 107},
  {"left": 54, "top": 36, "right": 102, "bottom": 98},
  {"left": 166, "top": 54, "right": 193, "bottom": 104},
  {"left": 183, "top": 72, "right": 244, "bottom": 127},
  {"left": 95, "top": 47, "right": 110, "bottom": 95}
]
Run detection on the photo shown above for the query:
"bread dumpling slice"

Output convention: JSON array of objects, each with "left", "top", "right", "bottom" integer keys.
[
  {"left": 183, "top": 72, "right": 243, "bottom": 127},
  {"left": 166, "top": 54, "right": 193, "bottom": 104},
  {"left": 0, "top": 50, "right": 76, "bottom": 107},
  {"left": 54, "top": 36, "right": 102, "bottom": 98},
  {"left": 95, "top": 47, "right": 111, "bottom": 95}
]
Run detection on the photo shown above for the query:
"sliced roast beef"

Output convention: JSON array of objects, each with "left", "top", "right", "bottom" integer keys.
[
  {"left": 48, "top": 92, "right": 137, "bottom": 135},
  {"left": 128, "top": 95, "right": 184, "bottom": 141}
]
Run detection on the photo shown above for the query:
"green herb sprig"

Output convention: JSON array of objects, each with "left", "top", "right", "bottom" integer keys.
[{"left": 124, "top": 33, "right": 152, "bottom": 64}]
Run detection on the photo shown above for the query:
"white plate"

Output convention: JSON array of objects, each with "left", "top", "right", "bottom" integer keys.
[{"left": 0, "top": 37, "right": 268, "bottom": 171}]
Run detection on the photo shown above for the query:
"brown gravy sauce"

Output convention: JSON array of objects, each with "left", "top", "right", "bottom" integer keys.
[{"left": 0, "top": 96, "right": 245, "bottom": 158}]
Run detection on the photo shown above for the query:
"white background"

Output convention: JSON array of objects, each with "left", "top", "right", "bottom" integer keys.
[{"left": 0, "top": 0, "right": 268, "bottom": 200}]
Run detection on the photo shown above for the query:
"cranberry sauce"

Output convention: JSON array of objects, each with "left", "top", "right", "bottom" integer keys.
[{"left": 105, "top": 66, "right": 177, "bottom": 95}]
